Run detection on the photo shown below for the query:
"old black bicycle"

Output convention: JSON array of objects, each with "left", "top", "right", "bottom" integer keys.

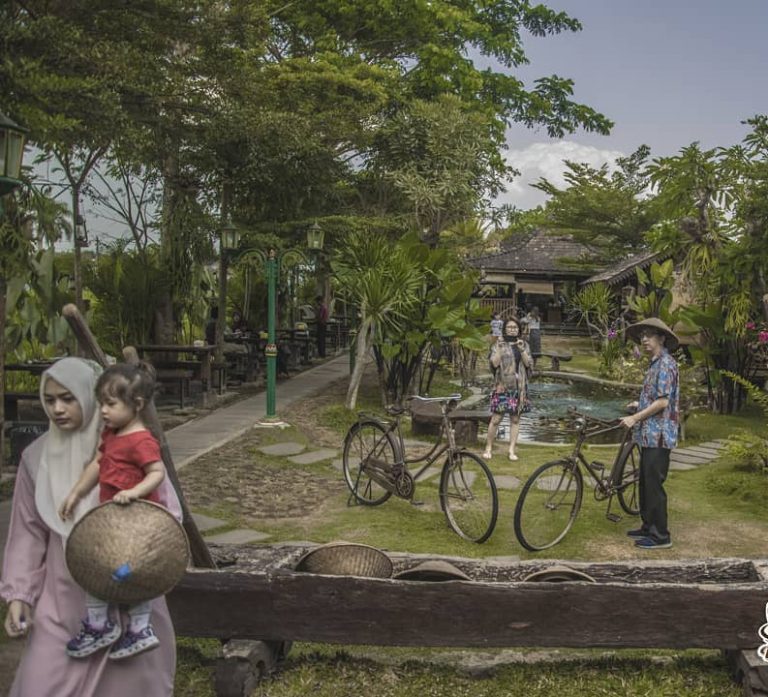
[
  {"left": 342, "top": 394, "right": 498, "bottom": 543},
  {"left": 513, "top": 410, "right": 640, "bottom": 551}
]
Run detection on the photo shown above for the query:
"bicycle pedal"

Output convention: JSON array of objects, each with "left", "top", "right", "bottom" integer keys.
[{"left": 605, "top": 512, "right": 622, "bottom": 523}]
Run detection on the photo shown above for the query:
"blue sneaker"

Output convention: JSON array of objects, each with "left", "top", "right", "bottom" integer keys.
[
  {"left": 108, "top": 625, "right": 160, "bottom": 660},
  {"left": 635, "top": 536, "right": 672, "bottom": 550},
  {"left": 66, "top": 619, "right": 121, "bottom": 658},
  {"left": 626, "top": 527, "right": 651, "bottom": 539}
]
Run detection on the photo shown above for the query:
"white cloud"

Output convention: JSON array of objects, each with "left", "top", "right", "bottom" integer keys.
[{"left": 496, "top": 141, "right": 626, "bottom": 211}]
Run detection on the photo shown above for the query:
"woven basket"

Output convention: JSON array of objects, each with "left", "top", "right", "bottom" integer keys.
[
  {"left": 394, "top": 560, "right": 470, "bottom": 582},
  {"left": 66, "top": 500, "right": 190, "bottom": 604},
  {"left": 522, "top": 565, "right": 595, "bottom": 583},
  {"left": 295, "top": 542, "right": 392, "bottom": 578}
]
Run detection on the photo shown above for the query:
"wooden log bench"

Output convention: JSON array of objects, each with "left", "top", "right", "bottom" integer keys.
[
  {"left": 410, "top": 400, "right": 489, "bottom": 445},
  {"left": 166, "top": 545, "right": 768, "bottom": 696},
  {"left": 532, "top": 351, "right": 573, "bottom": 370}
]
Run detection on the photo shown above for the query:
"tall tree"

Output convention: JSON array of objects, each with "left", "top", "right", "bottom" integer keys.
[{"left": 532, "top": 145, "right": 658, "bottom": 260}]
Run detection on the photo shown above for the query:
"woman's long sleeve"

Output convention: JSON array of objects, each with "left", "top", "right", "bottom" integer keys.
[
  {"left": 0, "top": 461, "right": 49, "bottom": 606},
  {"left": 520, "top": 344, "right": 533, "bottom": 368}
]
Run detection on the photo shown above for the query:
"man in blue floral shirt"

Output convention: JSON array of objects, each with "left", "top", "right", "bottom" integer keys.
[{"left": 620, "top": 318, "right": 680, "bottom": 550}]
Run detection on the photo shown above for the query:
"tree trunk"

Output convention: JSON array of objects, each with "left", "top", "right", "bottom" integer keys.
[
  {"left": 345, "top": 321, "right": 371, "bottom": 409},
  {"left": 71, "top": 187, "right": 84, "bottom": 318}
]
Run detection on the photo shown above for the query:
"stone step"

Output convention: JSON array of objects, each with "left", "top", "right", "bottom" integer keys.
[
  {"left": 259, "top": 442, "right": 305, "bottom": 456},
  {"left": 288, "top": 448, "right": 338, "bottom": 465},
  {"left": 415, "top": 467, "right": 442, "bottom": 482},
  {"left": 698, "top": 440, "right": 726, "bottom": 450},
  {"left": 682, "top": 446, "right": 723, "bottom": 457},
  {"left": 670, "top": 462, "right": 698, "bottom": 471},
  {"left": 191, "top": 512, "right": 228, "bottom": 532},
  {"left": 671, "top": 452, "right": 712, "bottom": 465},
  {"left": 494, "top": 475, "right": 521, "bottom": 490}
]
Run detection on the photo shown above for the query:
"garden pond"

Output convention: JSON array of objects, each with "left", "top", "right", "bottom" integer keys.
[{"left": 480, "top": 377, "right": 637, "bottom": 445}]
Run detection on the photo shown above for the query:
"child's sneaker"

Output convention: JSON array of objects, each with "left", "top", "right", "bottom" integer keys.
[
  {"left": 66, "top": 619, "right": 121, "bottom": 658},
  {"left": 108, "top": 625, "right": 160, "bottom": 660}
]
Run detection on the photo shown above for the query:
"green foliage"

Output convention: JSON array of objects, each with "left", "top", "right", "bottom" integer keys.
[
  {"left": 531, "top": 145, "right": 658, "bottom": 260},
  {"left": 85, "top": 242, "right": 171, "bottom": 354},
  {"left": 721, "top": 371, "right": 768, "bottom": 473},
  {"left": 568, "top": 283, "right": 615, "bottom": 338},
  {"left": 5, "top": 248, "right": 74, "bottom": 353},
  {"left": 333, "top": 230, "right": 487, "bottom": 406},
  {"left": 365, "top": 95, "right": 514, "bottom": 243},
  {"left": 628, "top": 259, "right": 682, "bottom": 326}
]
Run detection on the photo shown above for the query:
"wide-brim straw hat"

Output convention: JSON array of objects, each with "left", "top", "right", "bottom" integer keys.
[
  {"left": 394, "top": 560, "right": 471, "bottom": 582},
  {"left": 523, "top": 565, "right": 596, "bottom": 583},
  {"left": 66, "top": 500, "right": 190, "bottom": 604},
  {"left": 625, "top": 317, "right": 680, "bottom": 352},
  {"left": 294, "top": 541, "right": 392, "bottom": 578}
]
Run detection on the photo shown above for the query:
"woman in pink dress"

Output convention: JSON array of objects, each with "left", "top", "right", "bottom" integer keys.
[{"left": 1, "top": 358, "right": 181, "bottom": 697}]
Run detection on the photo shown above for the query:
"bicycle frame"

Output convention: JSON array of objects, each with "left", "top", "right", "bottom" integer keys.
[
  {"left": 358, "top": 400, "right": 459, "bottom": 484},
  {"left": 563, "top": 418, "right": 634, "bottom": 498}
]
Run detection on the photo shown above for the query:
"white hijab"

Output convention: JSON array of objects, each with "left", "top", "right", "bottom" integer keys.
[{"left": 34, "top": 357, "right": 103, "bottom": 540}]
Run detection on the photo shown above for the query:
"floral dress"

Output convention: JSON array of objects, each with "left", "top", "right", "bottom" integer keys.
[{"left": 489, "top": 340, "right": 533, "bottom": 415}]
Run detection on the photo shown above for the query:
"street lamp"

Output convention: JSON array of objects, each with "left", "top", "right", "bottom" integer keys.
[
  {"left": 231, "top": 223, "right": 323, "bottom": 422},
  {"left": 220, "top": 218, "right": 241, "bottom": 252},
  {"left": 0, "top": 112, "right": 27, "bottom": 199},
  {"left": 75, "top": 214, "right": 89, "bottom": 247},
  {"left": 306, "top": 221, "right": 324, "bottom": 251}
]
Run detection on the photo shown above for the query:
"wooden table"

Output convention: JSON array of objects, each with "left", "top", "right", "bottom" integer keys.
[
  {"left": 5, "top": 361, "right": 55, "bottom": 375},
  {"left": 223, "top": 334, "right": 263, "bottom": 382},
  {"left": 135, "top": 345, "right": 216, "bottom": 396}
]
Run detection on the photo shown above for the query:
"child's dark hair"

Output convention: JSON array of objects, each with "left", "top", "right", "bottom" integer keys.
[{"left": 96, "top": 362, "right": 157, "bottom": 410}]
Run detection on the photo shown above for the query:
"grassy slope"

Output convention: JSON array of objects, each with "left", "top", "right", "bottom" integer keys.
[{"left": 171, "top": 340, "right": 765, "bottom": 696}]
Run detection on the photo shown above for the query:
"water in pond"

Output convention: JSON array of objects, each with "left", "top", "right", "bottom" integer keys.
[{"left": 479, "top": 378, "right": 636, "bottom": 444}]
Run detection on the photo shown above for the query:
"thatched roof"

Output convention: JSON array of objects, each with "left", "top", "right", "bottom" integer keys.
[
  {"left": 467, "top": 230, "right": 597, "bottom": 276},
  {"left": 583, "top": 249, "right": 672, "bottom": 287}
]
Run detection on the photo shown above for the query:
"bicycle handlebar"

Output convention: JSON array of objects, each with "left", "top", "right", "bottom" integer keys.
[{"left": 567, "top": 408, "right": 624, "bottom": 429}]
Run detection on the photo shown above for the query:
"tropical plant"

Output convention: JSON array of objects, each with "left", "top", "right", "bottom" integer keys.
[
  {"left": 85, "top": 242, "right": 171, "bottom": 355},
  {"left": 568, "top": 283, "right": 615, "bottom": 341},
  {"left": 721, "top": 371, "right": 768, "bottom": 473},
  {"left": 333, "top": 231, "right": 488, "bottom": 408},
  {"left": 627, "top": 259, "right": 683, "bottom": 327}
]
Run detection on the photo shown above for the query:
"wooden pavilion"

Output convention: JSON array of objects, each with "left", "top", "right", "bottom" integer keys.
[{"left": 466, "top": 229, "right": 598, "bottom": 324}]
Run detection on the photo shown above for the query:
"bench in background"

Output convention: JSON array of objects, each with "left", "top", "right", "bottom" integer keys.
[
  {"left": 532, "top": 351, "right": 572, "bottom": 370},
  {"left": 410, "top": 401, "right": 489, "bottom": 445}
]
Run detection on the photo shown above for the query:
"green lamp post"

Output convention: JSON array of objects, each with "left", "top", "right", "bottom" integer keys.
[
  {"left": 0, "top": 112, "right": 28, "bottom": 202},
  {"left": 227, "top": 224, "right": 323, "bottom": 422}
]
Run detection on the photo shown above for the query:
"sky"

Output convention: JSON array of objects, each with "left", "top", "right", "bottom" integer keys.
[{"left": 497, "top": 0, "right": 768, "bottom": 210}]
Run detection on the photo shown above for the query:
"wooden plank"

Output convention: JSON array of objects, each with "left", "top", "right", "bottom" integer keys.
[
  {"left": 167, "top": 568, "right": 768, "bottom": 649},
  {"left": 123, "top": 346, "right": 215, "bottom": 570}
]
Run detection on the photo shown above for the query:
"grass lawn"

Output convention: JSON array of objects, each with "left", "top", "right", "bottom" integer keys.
[{"left": 170, "top": 338, "right": 766, "bottom": 696}]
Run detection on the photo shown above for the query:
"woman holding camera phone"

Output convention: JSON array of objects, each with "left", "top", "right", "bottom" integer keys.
[{"left": 483, "top": 318, "right": 533, "bottom": 461}]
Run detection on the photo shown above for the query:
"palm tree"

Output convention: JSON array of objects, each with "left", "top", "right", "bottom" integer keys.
[{"left": 333, "top": 232, "right": 421, "bottom": 409}]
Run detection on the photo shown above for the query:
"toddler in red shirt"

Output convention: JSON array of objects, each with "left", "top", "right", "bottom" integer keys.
[{"left": 60, "top": 362, "right": 167, "bottom": 661}]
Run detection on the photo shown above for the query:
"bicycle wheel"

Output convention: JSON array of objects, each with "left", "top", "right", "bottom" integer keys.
[
  {"left": 615, "top": 441, "right": 641, "bottom": 515},
  {"left": 440, "top": 451, "right": 498, "bottom": 543},
  {"left": 342, "top": 420, "right": 397, "bottom": 505},
  {"left": 513, "top": 459, "right": 583, "bottom": 551}
]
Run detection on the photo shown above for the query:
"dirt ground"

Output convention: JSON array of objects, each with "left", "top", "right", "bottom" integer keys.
[{"left": 178, "top": 376, "right": 350, "bottom": 523}]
